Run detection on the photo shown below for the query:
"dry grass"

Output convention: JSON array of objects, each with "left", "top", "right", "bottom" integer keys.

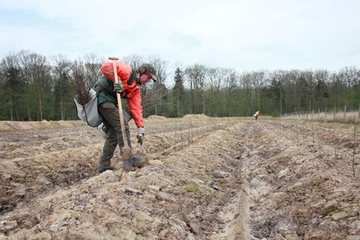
[{"left": 282, "top": 111, "right": 360, "bottom": 124}]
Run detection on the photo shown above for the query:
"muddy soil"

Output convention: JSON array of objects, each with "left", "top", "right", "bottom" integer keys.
[{"left": 0, "top": 116, "right": 359, "bottom": 240}]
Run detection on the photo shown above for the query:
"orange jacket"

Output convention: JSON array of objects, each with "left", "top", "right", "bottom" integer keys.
[{"left": 100, "top": 61, "right": 144, "bottom": 128}]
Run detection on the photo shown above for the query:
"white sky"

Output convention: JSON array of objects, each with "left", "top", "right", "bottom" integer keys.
[{"left": 0, "top": 0, "right": 359, "bottom": 73}]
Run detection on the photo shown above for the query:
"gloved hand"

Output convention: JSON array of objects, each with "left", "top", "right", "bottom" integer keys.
[
  {"left": 137, "top": 127, "right": 145, "bottom": 145},
  {"left": 113, "top": 82, "right": 122, "bottom": 93}
]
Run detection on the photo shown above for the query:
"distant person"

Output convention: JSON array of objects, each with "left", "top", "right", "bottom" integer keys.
[
  {"left": 254, "top": 110, "right": 260, "bottom": 121},
  {"left": 94, "top": 61, "right": 157, "bottom": 174}
]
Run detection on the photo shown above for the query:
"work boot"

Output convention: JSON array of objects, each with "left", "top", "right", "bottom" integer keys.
[
  {"left": 97, "top": 166, "right": 116, "bottom": 174},
  {"left": 131, "top": 156, "right": 145, "bottom": 168}
]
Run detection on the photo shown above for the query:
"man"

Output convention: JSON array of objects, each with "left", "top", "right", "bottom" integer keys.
[
  {"left": 93, "top": 61, "right": 157, "bottom": 174},
  {"left": 254, "top": 110, "right": 260, "bottom": 121}
]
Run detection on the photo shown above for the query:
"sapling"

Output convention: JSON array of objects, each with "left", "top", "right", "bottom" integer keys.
[{"left": 185, "top": 183, "right": 199, "bottom": 192}]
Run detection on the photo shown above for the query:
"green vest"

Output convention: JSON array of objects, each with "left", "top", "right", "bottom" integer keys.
[{"left": 92, "top": 76, "right": 116, "bottom": 106}]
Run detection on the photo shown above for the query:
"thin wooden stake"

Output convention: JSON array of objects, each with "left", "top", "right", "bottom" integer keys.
[
  {"left": 334, "top": 125, "right": 337, "bottom": 160},
  {"left": 353, "top": 125, "right": 356, "bottom": 178}
]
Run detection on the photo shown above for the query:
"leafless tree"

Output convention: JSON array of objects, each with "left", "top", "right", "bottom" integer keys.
[
  {"left": 5, "top": 51, "right": 52, "bottom": 120},
  {"left": 184, "top": 64, "right": 207, "bottom": 114},
  {"left": 145, "top": 56, "right": 169, "bottom": 115},
  {"left": 339, "top": 66, "right": 359, "bottom": 90},
  {"left": 239, "top": 71, "right": 254, "bottom": 115},
  {"left": 121, "top": 54, "right": 143, "bottom": 69},
  {"left": 49, "top": 54, "right": 73, "bottom": 119},
  {"left": 26, "top": 53, "right": 52, "bottom": 120},
  {"left": 83, "top": 53, "right": 104, "bottom": 87}
]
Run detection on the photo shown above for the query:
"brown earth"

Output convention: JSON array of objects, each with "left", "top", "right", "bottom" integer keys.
[{"left": 0, "top": 116, "right": 359, "bottom": 240}]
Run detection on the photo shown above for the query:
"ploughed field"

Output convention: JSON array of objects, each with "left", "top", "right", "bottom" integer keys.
[{"left": 0, "top": 115, "right": 359, "bottom": 240}]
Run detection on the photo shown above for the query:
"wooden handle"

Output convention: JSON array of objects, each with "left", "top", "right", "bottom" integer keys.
[{"left": 110, "top": 58, "right": 128, "bottom": 148}]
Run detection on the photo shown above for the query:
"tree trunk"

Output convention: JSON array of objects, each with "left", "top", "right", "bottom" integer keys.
[{"left": 38, "top": 94, "right": 43, "bottom": 121}]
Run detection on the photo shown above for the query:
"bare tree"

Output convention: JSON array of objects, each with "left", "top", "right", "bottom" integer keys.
[
  {"left": 121, "top": 54, "right": 143, "bottom": 69},
  {"left": 146, "top": 56, "right": 169, "bottom": 115},
  {"left": 17, "top": 50, "right": 37, "bottom": 120},
  {"left": 269, "top": 70, "right": 288, "bottom": 116},
  {"left": 313, "top": 69, "right": 330, "bottom": 111},
  {"left": 221, "top": 68, "right": 238, "bottom": 116},
  {"left": 239, "top": 71, "right": 254, "bottom": 115},
  {"left": 339, "top": 66, "right": 357, "bottom": 88},
  {"left": 26, "top": 53, "right": 52, "bottom": 120},
  {"left": 303, "top": 70, "right": 316, "bottom": 113},
  {"left": 184, "top": 64, "right": 207, "bottom": 114},
  {"left": 49, "top": 54, "right": 73, "bottom": 120},
  {"left": 206, "top": 67, "right": 221, "bottom": 116},
  {"left": 83, "top": 53, "right": 105, "bottom": 87}
]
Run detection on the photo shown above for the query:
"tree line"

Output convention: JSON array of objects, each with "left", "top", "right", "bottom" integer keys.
[{"left": 0, "top": 50, "right": 359, "bottom": 121}]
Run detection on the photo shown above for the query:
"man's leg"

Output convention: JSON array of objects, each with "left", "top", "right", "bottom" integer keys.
[
  {"left": 97, "top": 123, "right": 117, "bottom": 173},
  {"left": 99, "top": 102, "right": 131, "bottom": 169}
]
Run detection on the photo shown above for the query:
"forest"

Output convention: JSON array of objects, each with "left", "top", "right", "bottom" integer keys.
[{"left": 0, "top": 49, "right": 359, "bottom": 121}]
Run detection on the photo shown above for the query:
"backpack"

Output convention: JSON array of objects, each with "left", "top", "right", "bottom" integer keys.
[{"left": 74, "top": 86, "right": 103, "bottom": 127}]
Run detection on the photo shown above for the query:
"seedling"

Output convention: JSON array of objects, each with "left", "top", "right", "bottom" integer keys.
[
  {"left": 314, "top": 180, "right": 321, "bottom": 187},
  {"left": 185, "top": 183, "right": 199, "bottom": 192},
  {"left": 206, "top": 187, "right": 212, "bottom": 192}
]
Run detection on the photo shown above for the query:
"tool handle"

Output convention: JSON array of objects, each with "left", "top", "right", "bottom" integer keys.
[{"left": 110, "top": 58, "right": 128, "bottom": 148}]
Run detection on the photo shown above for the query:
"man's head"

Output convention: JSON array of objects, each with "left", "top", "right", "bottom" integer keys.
[{"left": 137, "top": 63, "right": 157, "bottom": 83}]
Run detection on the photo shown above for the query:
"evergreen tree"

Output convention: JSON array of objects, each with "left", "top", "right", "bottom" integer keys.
[
  {"left": 172, "top": 67, "right": 185, "bottom": 117},
  {"left": 5, "top": 67, "right": 25, "bottom": 120}
]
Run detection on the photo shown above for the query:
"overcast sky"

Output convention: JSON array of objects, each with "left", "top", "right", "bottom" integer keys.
[{"left": 0, "top": 0, "right": 359, "bottom": 73}]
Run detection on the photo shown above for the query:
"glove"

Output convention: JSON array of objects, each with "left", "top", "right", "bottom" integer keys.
[
  {"left": 113, "top": 82, "right": 122, "bottom": 93},
  {"left": 137, "top": 127, "right": 145, "bottom": 145}
]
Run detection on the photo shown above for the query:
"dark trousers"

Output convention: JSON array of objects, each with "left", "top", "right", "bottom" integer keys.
[{"left": 98, "top": 102, "right": 131, "bottom": 169}]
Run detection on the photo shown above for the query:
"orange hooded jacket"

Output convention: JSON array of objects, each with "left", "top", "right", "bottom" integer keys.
[{"left": 100, "top": 61, "right": 144, "bottom": 128}]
